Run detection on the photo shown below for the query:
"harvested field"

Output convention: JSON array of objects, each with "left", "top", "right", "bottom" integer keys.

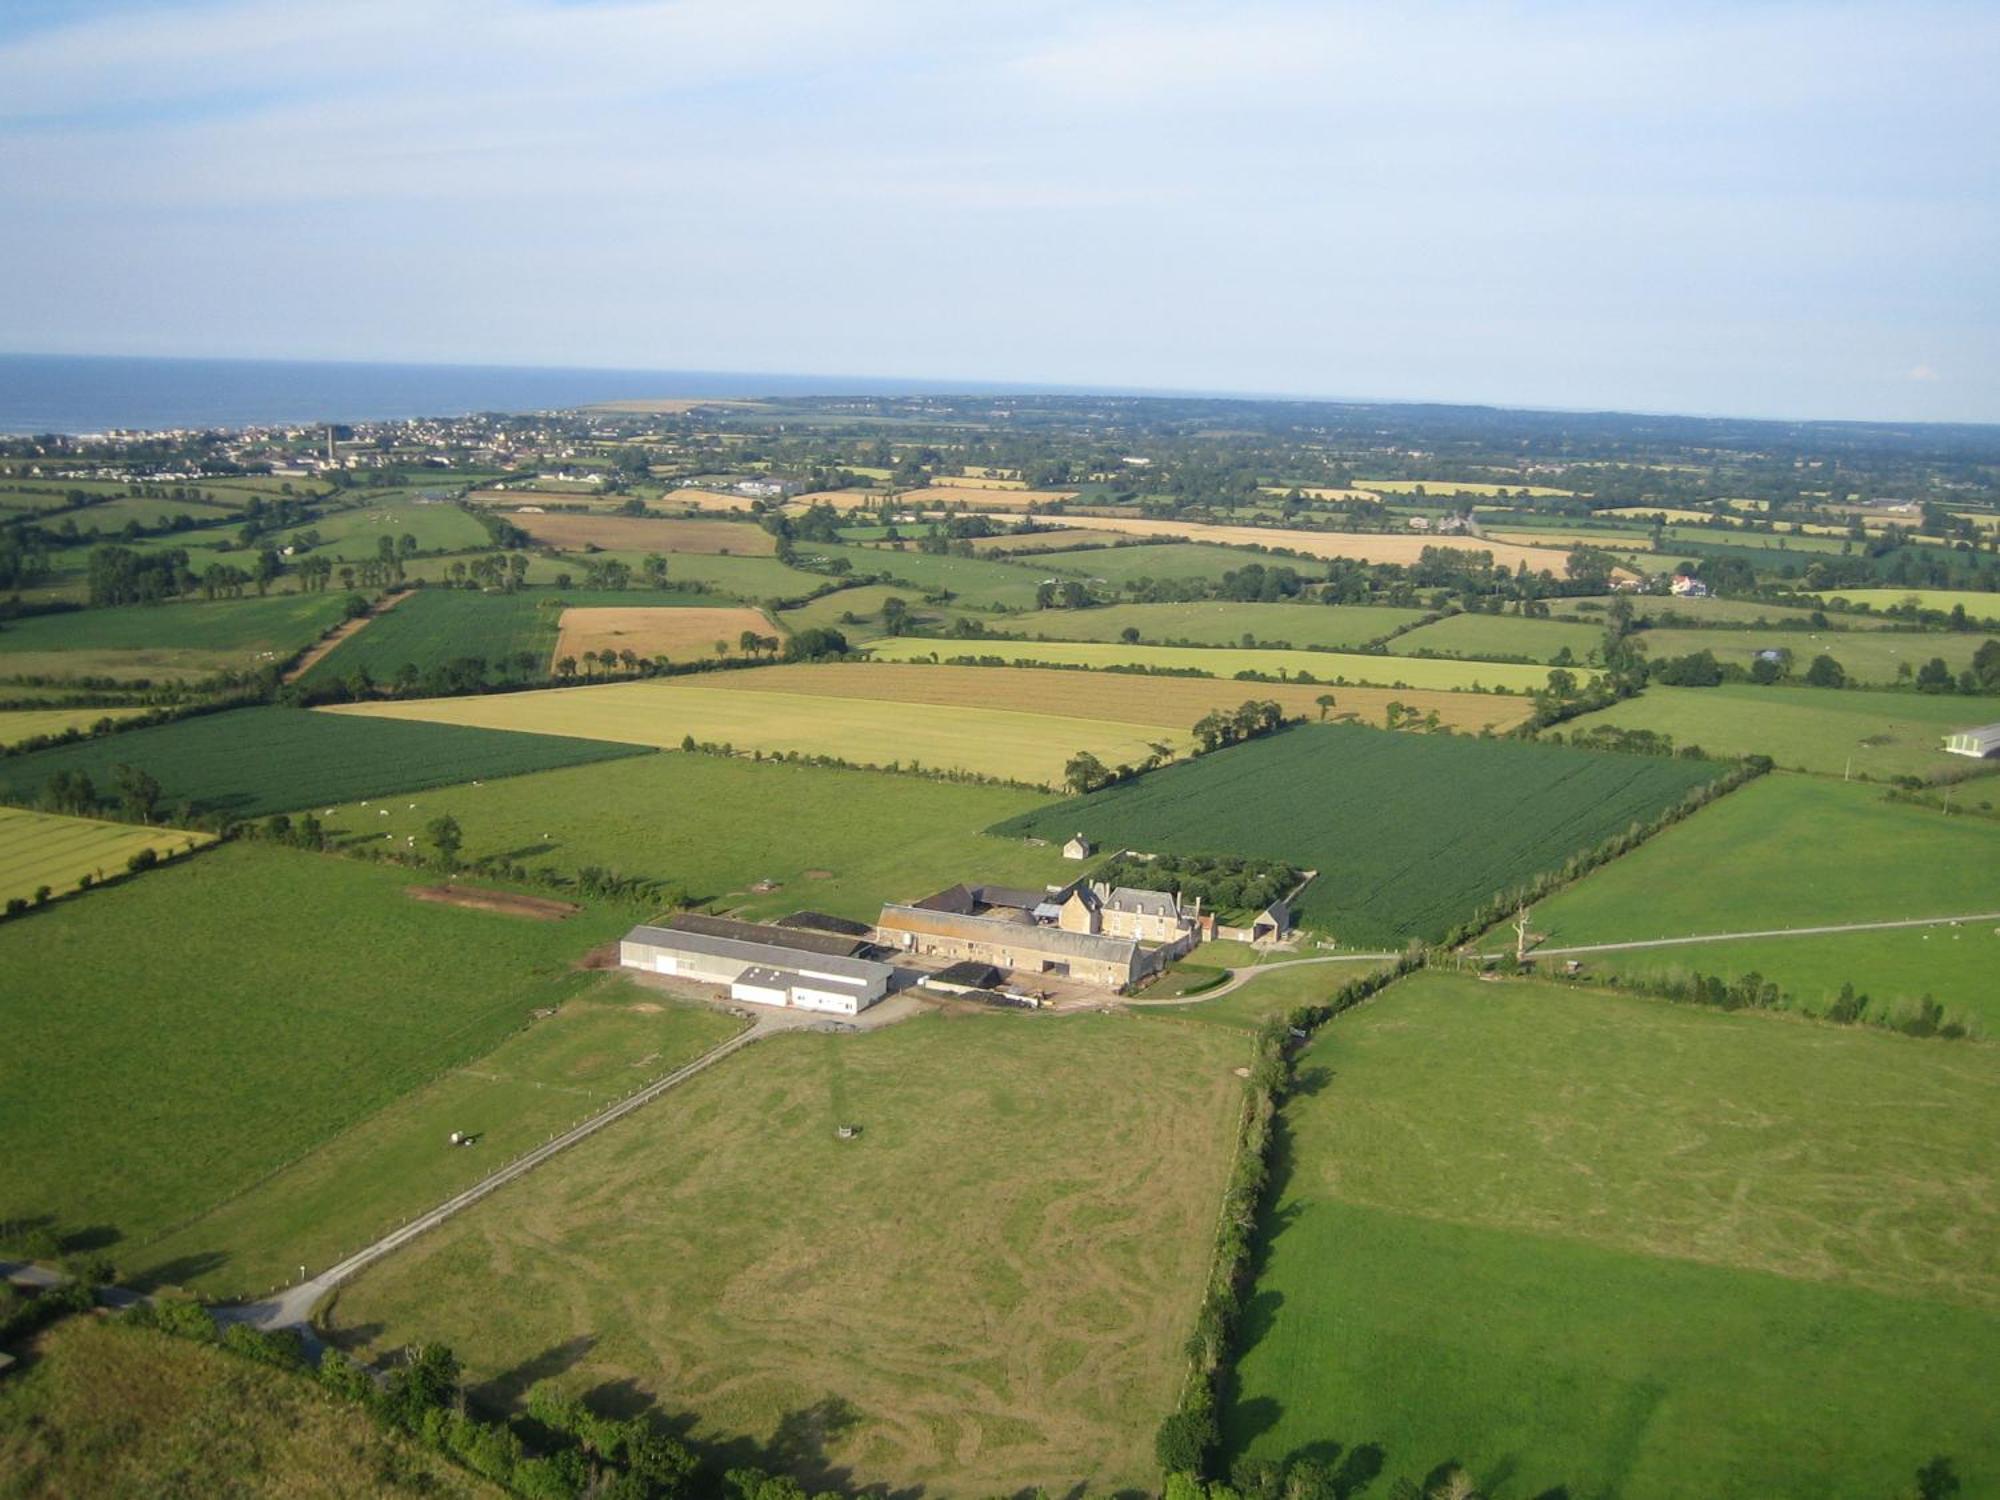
[
  {"left": 704, "top": 662, "right": 1535, "bottom": 734},
  {"left": 656, "top": 486, "right": 760, "bottom": 512},
  {"left": 0, "top": 806, "right": 213, "bottom": 907},
  {"left": 322, "top": 677, "right": 1187, "bottom": 787},
  {"left": 405, "top": 883, "right": 580, "bottom": 919},
  {"left": 510, "top": 512, "right": 775, "bottom": 554},
  {"left": 329, "top": 1012, "right": 1248, "bottom": 1498},
  {"left": 965, "top": 511, "right": 1599, "bottom": 573},
  {"left": 552, "top": 605, "right": 779, "bottom": 665},
  {"left": 893, "top": 484, "right": 1077, "bottom": 509}
]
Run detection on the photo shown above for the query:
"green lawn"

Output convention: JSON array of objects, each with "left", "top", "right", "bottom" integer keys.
[
  {"left": 1550, "top": 683, "right": 2000, "bottom": 779},
  {"left": 995, "top": 723, "right": 1722, "bottom": 946},
  {"left": 0, "top": 705, "right": 648, "bottom": 819},
  {"left": 1388, "top": 612, "right": 1606, "bottom": 663},
  {"left": 0, "top": 593, "right": 352, "bottom": 681},
  {"left": 329, "top": 1012, "right": 1248, "bottom": 1498},
  {"left": 869, "top": 636, "right": 1560, "bottom": 692},
  {"left": 1636, "top": 625, "right": 1991, "bottom": 683},
  {"left": 137, "top": 979, "right": 743, "bottom": 1297},
  {"left": 1005, "top": 601, "right": 1424, "bottom": 650},
  {"left": 0, "top": 844, "right": 631, "bottom": 1255},
  {"left": 1534, "top": 773, "right": 2000, "bottom": 940},
  {"left": 1226, "top": 973, "right": 2000, "bottom": 1500},
  {"left": 318, "top": 751, "right": 1078, "bottom": 920}
]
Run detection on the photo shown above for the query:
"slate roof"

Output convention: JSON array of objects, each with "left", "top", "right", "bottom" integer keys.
[
  {"left": 625, "top": 924, "right": 893, "bottom": 985},
  {"left": 666, "top": 911, "right": 864, "bottom": 958}
]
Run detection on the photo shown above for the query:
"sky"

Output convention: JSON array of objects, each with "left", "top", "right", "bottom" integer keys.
[{"left": 0, "top": 0, "right": 1995, "bottom": 423}]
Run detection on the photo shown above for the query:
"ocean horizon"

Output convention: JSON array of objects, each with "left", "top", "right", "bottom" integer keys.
[{"left": 0, "top": 352, "right": 1173, "bottom": 436}]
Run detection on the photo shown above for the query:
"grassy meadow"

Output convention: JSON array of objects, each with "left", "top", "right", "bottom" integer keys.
[
  {"left": 1533, "top": 773, "right": 2000, "bottom": 940},
  {"left": 1036, "top": 541, "right": 1323, "bottom": 586},
  {"left": 0, "top": 593, "right": 353, "bottom": 681},
  {"left": 1225, "top": 973, "right": 2000, "bottom": 1500},
  {"left": 869, "top": 636, "right": 1562, "bottom": 692},
  {"left": 0, "top": 1317, "right": 504, "bottom": 1499},
  {"left": 1817, "top": 587, "right": 2000, "bottom": 622},
  {"left": 1388, "top": 612, "right": 1605, "bottom": 663},
  {"left": 139, "top": 980, "right": 744, "bottom": 1297},
  {"left": 330, "top": 1011, "right": 1248, "bottom": 1498},
  {"left": 800, "top": 543, "right": 1052, "bottom": 607},
  {"left": 321, "top": 678, "right": 1190, "bottom": 787},
  {"left": 0, "top": 806, "right": 212, "bottom": 906},
  {"left": 317, "top": 750, "right": 1078, "bottom": 920},
  {"left": 0, "top": 705, "right": 647, "bottom": 819},
  {"left": 1551, "top": 683, "right": 2000, "bottom": 779},
  {"left": 995, "top": 723, "right": 1723, "bottom": 945},
  {"left": 0, "top": 843, "right": 630, "bottom": 1259}
]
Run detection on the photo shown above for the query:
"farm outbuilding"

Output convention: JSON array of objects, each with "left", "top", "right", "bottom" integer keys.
[
  {"left": 876, "top": 903, "right": 1157, "bottom": 989},
  {"left": 1943, "top": 722, "right": 2000, "bottom": 758},
  {"left": 620, "top": 918, "right": 893, "bottom": 1014}
]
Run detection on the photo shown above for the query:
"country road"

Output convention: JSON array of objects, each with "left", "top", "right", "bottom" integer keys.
[
  {"left": 218, "top": 1013, "right": 777, "bottom": 1337},
  {"left": 1128, "top": 950, "right": 1400, "bottom": 1005}
]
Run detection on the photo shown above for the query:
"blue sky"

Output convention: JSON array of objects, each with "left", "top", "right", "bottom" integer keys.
[{"left": 1, "top": 0, "right": 1994, "bottom": 422}]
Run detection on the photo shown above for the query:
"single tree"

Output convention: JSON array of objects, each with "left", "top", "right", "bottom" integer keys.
[
  {"left": 1315, "top": 693, "right": 1336, "bottom": 720},
  {"left": 425, "top": 814, "right": 463, "bottom": 868}
]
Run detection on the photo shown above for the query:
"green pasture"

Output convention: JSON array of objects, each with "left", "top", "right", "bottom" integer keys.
[
  {"left": 1389, "top": 612, "right": 1604, "bottom": 663},
  {"left": 774, "top": 583, "right": 947, "bottom": 637},
  {"left": 318, "top": 750, "right": 1076, "bottom": 920},
  {"left": 39, "top": 494, "right": 240, "bottom": 533},
  {"left": 139, "top": 980, "right": 742, "bottom": 1297},
  {"left": 1560, "top": 593, "right": 1887, "bottom": 627},
  {"left": 800, "top": 542, "right": 1050, "bottom": 607},
  {"left": 330, "top": 1012, "right": 1246, "bottom": 1498},
  {"left": 267, "top": 497, "right": 490, "bottom": 559},
  {"left": 0, "top": 705, "right": 647, "bottom": 819},
  {"left": 1550, "top": 683, "right": 1999, "bottom": 779},
  {"left": 1225, "top": 972, "right": 2000, "bottom": 1500},
  {"left": 1662, "top": 523, "right": 1853, "bottom": 555},
  {"left": 995, "top": 723, "right": 1721, "bottom": 946},
  {"left": 1006, "top": 600, "right": 1422, "bottom": 650},
  {"left": 0, "top": 593, "right": 352, "bottom": 682},
  {"left": 1535, "top": 773, "right": 2000, "bottom": 941},
  {"left": 1635, "top": 624, "right": 1990, "bottom": 683},
  {"left": 0, "top": 843, "right": 631, "bottom": 1254},
  {"left": 512, "top": 549, "right": 816, "bottom": 602},
  {"left": 870, "top": 635, "right": 1559, "bottom": 693},
  {"left": 1144, "top": 958, "right": 1399, "bottom": 1031}
]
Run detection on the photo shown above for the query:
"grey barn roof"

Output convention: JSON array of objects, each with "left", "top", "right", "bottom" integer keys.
[
  {"left": 1105, "top": 886, "right": 1181, "bottom": 918},
  {"left": 665, "top": 911, "right": 866, "bottom": 958},
  {"left": 625, "top": 924, "right": 894, "bottom": 985}
]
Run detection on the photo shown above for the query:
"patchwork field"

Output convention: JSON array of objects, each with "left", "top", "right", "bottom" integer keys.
[
  {"left": 1037, "top": 542, "right": 1323, "bottom": 586},
  {"left": 869, "top": 635, "right": 1562, "bottom": 693},
  {"left": 329, "top": 1012, "right": 1247, "bottom": 1497},
  {"left": 1635, "top": 625, "right": 1990, "bottom": 683},
  {"left": 887, "top": 483, "right": 1077, "bottom": 508},
  {"left": 317, "top": 743, "right": 1078, "bottom": 920},
  {"left": 0, "top": 706, "right": 648, "bottom": 819},
  {"left": 0, "top": 703, "right": 148, "bottom": 746},
  {"left": 995, "top": 723, "right": 1723, "bottom": 946},
  {"left": 0, "top": 806, "right": 213, "bottom": 906},
  {"left": 701, "top": 661, "right": 1534, "bottom": 735},
  {"left": 256, "top": 496, "right": 490, "bottom": 560},
  {"left": 1225, "top": 974, "right": 2000, "bottom": 1500},
  {"left": 139, "top": 980, "right": 743, "bottom": 1297},
  {"left": 0, "top": 593, "right": 353, "bottom": 682},
  {"left": 0, "top": 1318, "right": 504, "bottom": 1500},
  {"left": 1389, "top": 612, "right": 1605, "bottom": 663},
  {"left": 322, "top": 677, "right": 1188, "bottom": 787},
  {"left": 511, "top": 512, "right": 775, "bottom": 554},
  {"left": 1551, "top": 683, "right": 2000, "bottom": 779},
  {"left": 980, "top": 511, "right": 1588, "bottom": 573},
  {"left": 1008, "top": 600, "right": 1424, "bottom": 650},
  {"left": 552, "top": 605, "right": 779, "bottom": 665},
  {"left": 800, "top": 543, "right": 1051, "bottom": 608},
  {"left": 0, "top": 843, "right": 631, "bottom": 1253},
  {"left": 298, "top": 586, "right": 707, "bottom": 685},
  {"left": 1564, "top": 593, "right": 1891, "bottom": 627}
]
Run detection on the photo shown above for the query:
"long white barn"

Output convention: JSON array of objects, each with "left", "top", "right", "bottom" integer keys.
[{"left": 620, "top": 919, "right": 894, "bottom": 1015}]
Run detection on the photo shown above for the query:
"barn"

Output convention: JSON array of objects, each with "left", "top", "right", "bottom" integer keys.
[
  {"left": 1943, "top": 722, "right": 2000, "bottom": 758},
  {"left": 619, "top": 917, "right": 893, "bottom": 1015}
]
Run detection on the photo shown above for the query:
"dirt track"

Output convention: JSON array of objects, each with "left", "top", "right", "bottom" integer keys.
[{"left": 282, "top": 591, "right": 408, "bottom": 683}]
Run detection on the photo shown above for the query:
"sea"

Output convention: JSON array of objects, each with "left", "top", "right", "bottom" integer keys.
[{"left": 0, "top": 352, "right": 1115, "bottom": 436}]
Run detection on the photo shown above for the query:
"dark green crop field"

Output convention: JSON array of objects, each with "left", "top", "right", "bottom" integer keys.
[
  {"left": 0, "top": 705, "right": 647, "bottom": 818},
  {"left": 993, "top": 723, "right": 1723, "bottom": 946},
  {"left": 299, "top": 585, "right": 710, "bottom": 686}
]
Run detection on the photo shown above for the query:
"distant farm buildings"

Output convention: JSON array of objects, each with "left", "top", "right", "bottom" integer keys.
[
  {"left": 619, "top": 913, "right": 892, "bottom": 1015},
  {"left": 1670, "top": 573, "right": 1710, "bottom": 598},
  {"left": 1943, "top": 722, "right": 2000, "bottom": 758}
]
